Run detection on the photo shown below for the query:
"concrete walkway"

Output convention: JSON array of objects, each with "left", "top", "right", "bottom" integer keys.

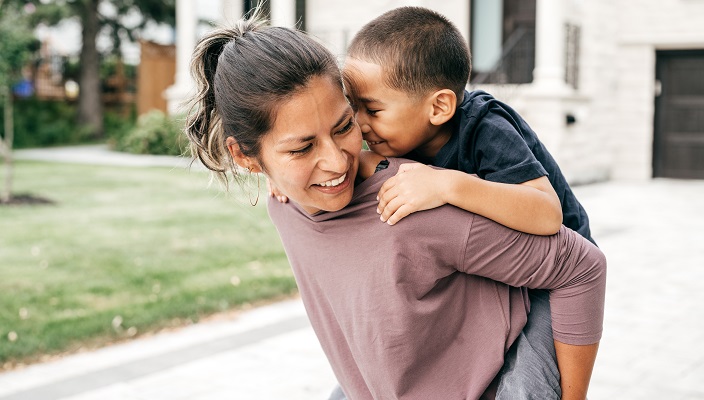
[
  {"left": 14, "top": 145, "right": 198, "bottom": 169},
  {"left": 5, "top": 146, "right": 704, "bottom": 399}
]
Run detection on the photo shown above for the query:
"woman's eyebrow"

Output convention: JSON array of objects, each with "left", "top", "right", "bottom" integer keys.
[
  {"left": 276, "top": 135, "right": 316, "bottom": 145},
  {"left": 331, "top": 110, "right": 351, "bottom": 129},
  {"left": 276, "top": 110, "right": 352, "bottom": 146}
]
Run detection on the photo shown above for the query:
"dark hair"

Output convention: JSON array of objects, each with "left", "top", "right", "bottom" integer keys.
[
  {"left": 346, "top": 6, "right": 470, "bottom": 100},
  {"left": 185, "top": 10, "right": 342, "bottom": 184}
]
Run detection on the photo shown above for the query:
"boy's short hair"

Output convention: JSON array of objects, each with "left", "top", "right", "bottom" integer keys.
[{"left": 347, "top": 6, "right": 471, "bottom": 100}]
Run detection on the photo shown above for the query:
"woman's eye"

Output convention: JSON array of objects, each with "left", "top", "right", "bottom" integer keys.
[
  {"left": 366, "top": 109, "right": 379, "bottom": 116},
  {"left": 336, "top": 119, "right": 355, "bottom": 135},
  {"left": 290, "top": 144, "right": 312, "bottom": 155}
]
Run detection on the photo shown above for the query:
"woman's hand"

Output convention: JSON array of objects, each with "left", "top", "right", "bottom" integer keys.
[{"left": 376, "top": 163, "right": 447, "bottom": 225}]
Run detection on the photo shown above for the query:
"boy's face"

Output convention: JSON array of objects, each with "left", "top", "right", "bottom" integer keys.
[{"left": 343, "top": 58, "right": 438, "bottom": 157}]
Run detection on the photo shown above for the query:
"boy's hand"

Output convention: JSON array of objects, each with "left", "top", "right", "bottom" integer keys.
[
  {"left": 267, "top": 178, "right": 288, "bottom": 203},
  {"left": 377, "top": 163, "right": 446, "bottom": 225}
]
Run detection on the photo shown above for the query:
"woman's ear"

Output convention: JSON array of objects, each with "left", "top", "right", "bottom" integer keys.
[
  {"left": 428, "top": 89, "right": 457, "bottom": 126},
  {"left": 226, "top": 137, "right": 263, "bottom": 173}
]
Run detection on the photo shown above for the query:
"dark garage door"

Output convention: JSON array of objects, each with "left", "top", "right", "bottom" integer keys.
[{"left": 654, "top": 50, "right": 704, "bottom": 179}]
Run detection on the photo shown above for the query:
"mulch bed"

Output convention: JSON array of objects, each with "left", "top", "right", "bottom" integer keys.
[{"left": 0, "top": 193, "right": 55, "bottom": 206}]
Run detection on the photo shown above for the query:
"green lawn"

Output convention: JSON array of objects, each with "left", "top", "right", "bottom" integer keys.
[{"left": 0, "top": 161, "right": 296, "bottom": 367}]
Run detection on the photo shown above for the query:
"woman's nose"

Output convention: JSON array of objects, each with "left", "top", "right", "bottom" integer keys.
[{"left": 318, "top": 139, "right": 348, "bottom": 172}]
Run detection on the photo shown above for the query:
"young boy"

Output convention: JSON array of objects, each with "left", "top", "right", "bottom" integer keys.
[{"left": 341, "top": 6, "right": 597, "bottom": 400}]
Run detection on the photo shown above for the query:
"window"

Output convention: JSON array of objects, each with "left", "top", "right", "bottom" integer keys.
[{"left": 470, "top": 0, "right": 536, "bottom": 84}]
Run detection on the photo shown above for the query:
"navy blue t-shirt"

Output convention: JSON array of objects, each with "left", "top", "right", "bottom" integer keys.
[{"left": 410, "top": 90, "right": 594, "bottom": 244}]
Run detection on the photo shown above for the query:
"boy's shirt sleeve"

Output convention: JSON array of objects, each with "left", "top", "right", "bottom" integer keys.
[
  {"left": 458, "top": 214, "right": 606, "bottom": 345},
  {"left": 468, "top": 106, "right": 548, "bottom": 184}
]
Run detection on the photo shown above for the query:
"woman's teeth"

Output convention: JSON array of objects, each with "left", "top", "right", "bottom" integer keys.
[{"left": 317, "top": 173, "right": 346, "bottom": 187}]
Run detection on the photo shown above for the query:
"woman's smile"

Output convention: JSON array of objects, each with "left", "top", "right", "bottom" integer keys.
[{"left": 313, "top": 172, "right": 350, "bottom": 192}]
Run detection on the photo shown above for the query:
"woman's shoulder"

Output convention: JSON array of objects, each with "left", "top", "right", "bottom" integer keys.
[{"left": 358, "top": 150, "right": 388, "bottom": 180}]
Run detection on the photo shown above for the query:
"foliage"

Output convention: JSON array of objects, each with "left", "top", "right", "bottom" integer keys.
[
  {"left": 0, "top": 161, "right": 293, "bottom": 366},
  {"left": 0, "top": 99, "right": 86, "bottom": 148},
  {"left": 0, "top": 100, "right": 137, "bottom": 149},
  {"left": 114, "top": 110, "right": 186, "bottom": 156},
  {"left": 13, "top": 0, "right": 176, "bottom": 55},
  {"left": 104, "top": 108, "right": 137, "bottom": 142},
  {"left": 3, "top": 0, "right": 176, "bottom": 136},
  {"left": 100, "top": 55, "right": 137, "bottom": 81},
  {"left": 0, "top": 4, "right": 39, "bottom": 89}
]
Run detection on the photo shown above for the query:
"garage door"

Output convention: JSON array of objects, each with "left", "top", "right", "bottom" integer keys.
[{"left": 654, "top": 50, "right": 704, "bottom": 179}]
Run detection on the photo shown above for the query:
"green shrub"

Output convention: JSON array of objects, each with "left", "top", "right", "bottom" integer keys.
[
  {"left": 104, "top": 109, "right": 136, "bottom": 144},
  {"left": 1, "top": 98, "right": 92, "bottom": 148},
  {"left": 115, "top": 110, "right": 186, "bottom": 156}
]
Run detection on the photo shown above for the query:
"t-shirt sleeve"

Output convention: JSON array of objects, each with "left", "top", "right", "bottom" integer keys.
[
  {"left": 458, "top": 215, "right": 607, "bottom": 345},
  {"left": 470, "top": 108, "right": 548, "bottom": 184}
]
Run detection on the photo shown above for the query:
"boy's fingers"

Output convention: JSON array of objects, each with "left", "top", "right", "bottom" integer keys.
[
  {"left": 377, "top": 185, "right": 400, "bottom": 215},
  {"left": 396, "top": 162, "right": 421, "bottom": 174},
  {"left": 378, "top": 176, "right": 397, "bottom": 200},
  {"left": 379, "top": 195, "right": 404, "bottom": 222},
  {"left": 386, "top": 204, "right": 415, "bottom": 225},
  {"left": 376, "top": 177, "right": 397, "bottom": 212}
]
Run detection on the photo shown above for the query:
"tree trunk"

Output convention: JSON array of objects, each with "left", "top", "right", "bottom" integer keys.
[
  {"left": 78, "top": 0, "right": 103, "bottom": 137},
  {"left": 1, "top": 85, "right": 14, "bottom": 203}
]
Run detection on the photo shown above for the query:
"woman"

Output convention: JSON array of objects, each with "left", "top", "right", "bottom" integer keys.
[{"left": 185, "top": 13, "right": 606, "bottom": 400}]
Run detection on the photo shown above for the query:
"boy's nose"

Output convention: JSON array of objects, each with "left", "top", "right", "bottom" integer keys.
[{"left": 355, "top": 111, "right": 371, "bottom": 133}]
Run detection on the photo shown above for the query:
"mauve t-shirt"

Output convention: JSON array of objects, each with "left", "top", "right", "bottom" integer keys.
[{"left": 268, "top": 158, "right": 606, "bottom": 400}]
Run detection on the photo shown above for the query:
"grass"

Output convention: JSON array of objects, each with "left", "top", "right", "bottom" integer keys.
[{"left": 0, "top": 161, "right": 296, "bottom": 368}]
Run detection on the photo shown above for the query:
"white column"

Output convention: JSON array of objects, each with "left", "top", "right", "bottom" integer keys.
[
  {"left": 270, "top": 0, "right": 297, "bottom": 28},
  {"left": 522, "top": 0, "right": 573, "bottom": 160},
  {"left": 532, "top": 0, "right": 569, "bottom": 93},
  {"left": 164, "top": 0, "right": 197, "bottom": 115}
]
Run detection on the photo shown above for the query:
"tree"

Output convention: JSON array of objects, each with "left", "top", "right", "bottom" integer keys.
[
  {"left": 0, "top": 2, "right": 38, "bottom": 203},
  {"left": 17, "top": 0, "right": 175, "bottom": 137}
]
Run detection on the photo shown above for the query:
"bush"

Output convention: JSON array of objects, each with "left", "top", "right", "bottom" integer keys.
[
  {"left": 1, "top": 98, "right": 92, "bottom": 148},
  {"left": 114, "top": 110, "right": 186, "bottom": 156},
  {"left": 104, "top": 109, "right": 136, "bottom": 143}
]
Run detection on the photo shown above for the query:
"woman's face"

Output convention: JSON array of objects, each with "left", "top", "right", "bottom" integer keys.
[{"left": 254, "top": 76, "right": 363, "bottom": 214}]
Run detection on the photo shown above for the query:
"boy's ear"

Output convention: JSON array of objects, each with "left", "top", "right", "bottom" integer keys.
[
  {"left": 226, "top": 137, "right": 263, "bottom": 173},
  {"left": 428, "top": 89, "right": 457, "bottom": 126}
]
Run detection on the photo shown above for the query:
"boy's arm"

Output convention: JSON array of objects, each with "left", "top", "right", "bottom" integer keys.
[
  {"left": 458, "top": 218, "right": 606, "bottom": 399},
  {"left": 463, "top": 219, "right": 605, "bottom": 398},
  {"left": 377, "top": 162, "right": 563, "bottom": 235},
  {"left": 555, "top": 342, "right": 599, "bottom": 400}
]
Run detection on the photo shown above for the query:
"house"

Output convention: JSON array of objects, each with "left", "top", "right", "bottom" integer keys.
[{"left": 167, "top": 0, "right": 704, "bottom": 181}]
